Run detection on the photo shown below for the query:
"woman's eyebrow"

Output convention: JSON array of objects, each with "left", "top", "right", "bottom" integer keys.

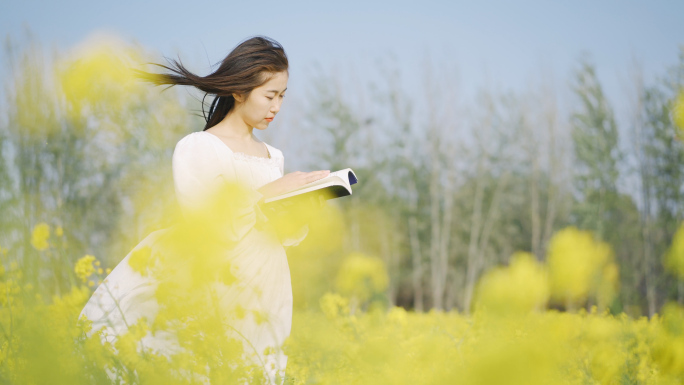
[{"left": 266, "top": 88, "right": 287, "bottom": 93}]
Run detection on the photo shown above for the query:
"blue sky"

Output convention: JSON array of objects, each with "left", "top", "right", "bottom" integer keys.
[{"left": 2, "top": 0, "right": 683, "bottom": 124}]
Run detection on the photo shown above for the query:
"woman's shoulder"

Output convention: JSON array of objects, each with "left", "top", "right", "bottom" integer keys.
[
  {"left": 172, "top": 131, "right": 222, "bottom": 166},
  {"left": 175, "top": 131, "right": 213, "bottom": 148},
  {"left": 173, "top": 131, "right": 220, "bottom": 156}
]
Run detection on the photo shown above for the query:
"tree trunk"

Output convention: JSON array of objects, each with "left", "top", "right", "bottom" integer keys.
[
  {"left": 463, "top": 157, "right": 486, "bottom": 314},
  {"left": 530, "top": 149, "right": 542, "bottom": 259},
  {"left": 435, "top": 171, "right": 454, "bottom": 310},
  {"left": 464, "top": 169, "right": 510, "bottom": 313},
  {"left": 408, "top": 180, "right": 424, "bottom": 312},
  {"left": 429, "top": 140, "right": 443, "bottom": 310}
]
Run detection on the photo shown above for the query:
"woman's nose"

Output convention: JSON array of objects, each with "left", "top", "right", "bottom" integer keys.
[{"left": 271, "top": 100, "right": 282, "bottom": 113}]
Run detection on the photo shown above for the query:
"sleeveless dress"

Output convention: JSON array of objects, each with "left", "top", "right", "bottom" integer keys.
[{"left": 80, "top": 131, "right": 308, "bottom": 384}]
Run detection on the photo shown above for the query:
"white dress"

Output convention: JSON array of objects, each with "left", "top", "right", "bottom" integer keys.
[{"left": 80, "top": 131, "right": 307, "bottom": 384}]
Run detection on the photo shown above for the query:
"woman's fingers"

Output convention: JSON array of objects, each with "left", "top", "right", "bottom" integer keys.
[{"left": 304, "top": 170, "right": 330, "bottom": 183}]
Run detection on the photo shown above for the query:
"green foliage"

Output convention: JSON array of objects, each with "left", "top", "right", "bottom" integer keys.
[{"left": 570, "top": 59, "right": 621, "bottom": 239}]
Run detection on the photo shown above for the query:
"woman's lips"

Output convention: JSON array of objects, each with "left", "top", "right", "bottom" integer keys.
[{"left": 265, "top": 118, "right": 274, "bottom": 122}]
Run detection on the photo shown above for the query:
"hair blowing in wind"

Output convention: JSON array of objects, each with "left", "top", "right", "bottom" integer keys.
[{"left": 134, "top": 36, "right": 289, "bottom": 130}]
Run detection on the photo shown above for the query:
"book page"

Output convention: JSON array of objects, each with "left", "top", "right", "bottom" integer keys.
[
  {"left": 288, "top": 169, "right": 351, "bottom": 194},
  {"left": 328, "top": 169, "right": 350, "bottom": 180},
  {"left": 265, "top": 180, "right": 350, "bottom": 203},
  {"left": 285, "top": 175, "right": 341, "bottom": 194},
  {"left": 265, "top": 168, "right": 355, "bottom": 203}
]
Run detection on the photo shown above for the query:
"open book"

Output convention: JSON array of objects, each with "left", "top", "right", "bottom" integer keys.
[{"left": 264, "top": 168, "right": 358, "bottom": 204}]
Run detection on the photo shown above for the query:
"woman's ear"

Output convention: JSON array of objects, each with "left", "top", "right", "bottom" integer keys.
[{"left": 232, "top": 92, "right": 245, "bottom": 103}]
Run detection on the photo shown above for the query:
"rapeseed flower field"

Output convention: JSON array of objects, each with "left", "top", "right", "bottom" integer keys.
[
  {"left": 2, "top": 35, "right": 684, "bottom": 385},
  {"left": 1, "top": 218, "right": 684, "bottom": 384}
]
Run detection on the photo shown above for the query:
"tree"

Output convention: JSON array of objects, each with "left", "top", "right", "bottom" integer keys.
[{"left": 570, "top": 59, "right": 621, "bottom": 240}]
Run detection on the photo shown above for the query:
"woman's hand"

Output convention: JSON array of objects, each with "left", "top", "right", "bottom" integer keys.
[{"left": 257, "top": 170, "right": 330, "bottom": 200}]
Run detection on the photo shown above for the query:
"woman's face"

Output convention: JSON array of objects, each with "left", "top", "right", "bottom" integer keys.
[{"left": 234, "top": 71, "right": 288, "bottom": 130}]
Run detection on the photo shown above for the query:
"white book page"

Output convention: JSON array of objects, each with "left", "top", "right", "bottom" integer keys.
[
  {"left": 264, "top": 168, "right": 356, "bottom": 203},
  {"left": 288, "top": 168, "right": 352, "bottom": 194},
  {"left": 328, "top": 168, "right": 352, "bottom": 180}
]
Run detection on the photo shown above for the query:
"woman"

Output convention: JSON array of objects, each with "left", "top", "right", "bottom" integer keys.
[{"left": 80, "top": 36, "right": 328, "bottom": 384}]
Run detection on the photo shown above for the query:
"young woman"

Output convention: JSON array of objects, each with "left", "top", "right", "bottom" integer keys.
[{"left": 80, "top": 36, "right": 328, "bottom": 384}]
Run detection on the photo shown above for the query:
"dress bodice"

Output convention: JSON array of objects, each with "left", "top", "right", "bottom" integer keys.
[
  {"left": 171, "top": 131, "right": 285, "bottom": 217},
  {"left": 199, "top": 131, "right": 284, "bottom": 190}
]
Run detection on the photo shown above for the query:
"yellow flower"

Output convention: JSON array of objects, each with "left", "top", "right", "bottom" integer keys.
[
  {"left": 252, "top": 310, "right": 269, "bottom": 325},
  {"left": 386, "top": 306, "right": 408, "bottom": 326},
  {"left": 263, "top": 346, "right": 275, "bottom": 356},
  {"left": 30, "top": 222, "right": 50, "bottom": 251},
  {"left": 234, "top": 304, "right": 246, "bottom": 320},
  {"left": 55, "top": 226, "right": 64, "bottom": 237},
  {"left": 58, "top": 36, "right": 144, "bottom": 120},
  {"left": 74, "top": 255, "right": 97, "bottom": 283},
  {"left": 475, "top": 252, "right": 549, "bottom": 315},
  {"left": 674, "top": 91, "right": 684, "bottom": 139},
  {"left": 128, "top": 246, "right": 152, "bottom": 275},
  {"left": 319, "top": 292, "right": 350, "bottom": 319},
  {"left": 335, "top": 253, "right": 388, "bottom": 302},
  {"left": 547, "top": 227, "right": 618, "bottom": 308}
]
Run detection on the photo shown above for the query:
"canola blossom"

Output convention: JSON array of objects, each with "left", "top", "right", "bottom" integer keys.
[
  {"left": 675, "top": 91, "right": 684, "bottom": 139},
  {"left": 474, "top": 251, "right": 549, "bottom": 315},
  {"left": 30, "top": 222, "right": 50, "bottom": 251},
  {"left": 74, "top": 255, "right": 98, "bottom": 283},
  {"left": 546, "top": 227, "right": 618, "bottom": 310},
  {"left": 3, "top": 216, "right": 684, "bottom": 384},
  {"left": 335, "top": 252, "right": 389, "bottom": 307},
  {"left": 58, "top": 35, "right": 145, "bottom": 121}
]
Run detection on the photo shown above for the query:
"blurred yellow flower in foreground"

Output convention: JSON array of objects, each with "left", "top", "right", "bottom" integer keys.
[
  {"left": 665, "top": 223, "right": 684, "bottom": 280},
  {"left": 653, "top": 302, "right": 684, "bottom": 378},
  {"left": 30, "top": 222, "right": 50, "bottom": 251},
  {"left": 475, "top": 252, "right": 549, "bottom": 315},
  {"left": 58, "top": 35, "right": 144, "bottom": 119},
  {"left": 547, "top": 227, "right": 618, "bottom": 308},
  {"left": 335, "top": 253, "right": 388, "bottom": 303},
  {"left": 128, "top": 246, "right": 153, "bottom": 276},
  {"left": 319, "top": 292, "right": 350, "bottom": 319},
  {"left": 74, "top": 255, "right": 97, "bottom": 283},
  {"left": 55, "top": 226, "right": 64, "bottom": 237}
]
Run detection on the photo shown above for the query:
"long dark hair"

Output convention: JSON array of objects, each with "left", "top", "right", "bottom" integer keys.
[{"left": 135, "top": 36, "right": 288, "bottom": 130}]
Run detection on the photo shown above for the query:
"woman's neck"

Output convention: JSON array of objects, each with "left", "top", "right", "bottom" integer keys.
[{"left": 210, "top": 110, "right": 254, "bottom": 142}]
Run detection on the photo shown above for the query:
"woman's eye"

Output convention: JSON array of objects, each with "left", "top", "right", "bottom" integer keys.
[
  {"left": 280, "top": 94, "right": 285, "bottom": 99},
  {"left": 266, "top": 96, "right": 274, "bottom": 100}
]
